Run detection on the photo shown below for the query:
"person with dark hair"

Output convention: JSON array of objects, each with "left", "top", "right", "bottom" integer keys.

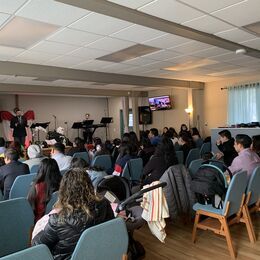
[
  {"left": 165, "top": 128, "right": 179, "bottom": 145},
  {"left": 215, "top": 129, "right": 238, "bottom": 166},
  {"left": 0, "top": 148, "right": 29, "bottom": 199},
  {"left": 129, "top": 131, "right": 139, "bottom": 155},
  {"left": 148, "top": 128, "right": 161, "bottom": 146},
  {"left": 10, "top": 108, "right": 28, "bottom": 147},
  {"left": 66, "top": 137, "right": 86, "bottom": 157},
  {"left": 32, "top": 168, "right": 114, "bottom": 259},
  {"left": 28, "top": 158, "right": 62, "bottom": 222},
  {"left": 191, "top": 127, "right": 203, "bottom": 148},
  {"left": 143, "top": 137, "right": 178, "bottom": 185},
  {"left": 162, "top": 127, "right": 168, "bottom": 135},
  {"left": 9, "top": 141, "right": 25, "bottom": 160},
  {"left": 251, "top": 135, "right": 260, "bottom": 157},
  {"left": 112, "top": 142, "right": 136, "bottom": 176},
  {"left": 229, "top": 134, "right": 260, "bottom": 177},
  {"left": 138, "top": 137, "right": 155, "bottom": 167},
  {"left": 179, "top": 124, "right": 191, "bottom": 138},
  {"left": 51, "top": 143, "right": 72, "bottom": 171},
  {"left": 70, "top": 157, "right": 89, "bottom": 169},
  {"left": 178, "top": 133, "right": 195, "bottom": 163},
  {"left": 0, "top": 137, "right": 6, "bottom": 155}
]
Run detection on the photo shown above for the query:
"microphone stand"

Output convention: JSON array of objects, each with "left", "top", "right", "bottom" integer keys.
[{"left": 52, "top": 115, "right": 57, "bottom": 131}]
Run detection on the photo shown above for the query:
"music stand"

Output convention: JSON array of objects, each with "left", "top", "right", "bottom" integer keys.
[
  {"left": 31, "top": 122, "right": 50, "bottom": 143},
  {"left": 82, "top": 120, "right": 94, "bottom": 126},
  {"left": 72, "top": 122, "right": 83, "bottom": 138},
  {"left": 100, "top": 117, "right": 112, "bottom": 140}
]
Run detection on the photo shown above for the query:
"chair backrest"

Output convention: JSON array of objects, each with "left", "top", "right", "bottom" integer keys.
[
  {"left": 223, "top": 171, "right": 248, "bottom": 217},
  {"left": 246, "top": 166, "right": 260, "bottom": 206},
  {"left": 200, "top": 142, "right": 211, "bottom": 157},
  {"left": 122, "top": 158, "right": 143, "bottom": 182},
  {"left": 72, "top": 152, "right": 90, "bottom": 164},
  {"left": 9, "top": 173, "right": 37, "bottom": 199},
  {"left": 45, "top": 191, "right": 58, "bottom": 214},
  {"left": 188, "top": 159, "right": 204, "bottom": 177},
  {"left": 0, "top": 245, "right": 53, "bottom": 260},
  {"left": 195, "top": 138, "right": 204, "bottom": 149},
  {"left": 0, "top": 198, "right": 34, "bottom": 257},
  {"left": 91, "top": 155, "right": 112, "bottom": 171},
  {"left": 71, "top": 218, "right": 128, "bottom": 260},
  {"left": 185, "top": 148, "right": 200, "bottom": 167},
  {"left": 30, "top": 164, "right": 40, "bottom": 174},
  {"left": 176, "top": 151, "right": 184, "bottom": 164}
]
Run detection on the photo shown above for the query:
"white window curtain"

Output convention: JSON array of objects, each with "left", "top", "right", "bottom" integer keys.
[{"left": 228, "top": 82, "right": 260, "bottom": 125}]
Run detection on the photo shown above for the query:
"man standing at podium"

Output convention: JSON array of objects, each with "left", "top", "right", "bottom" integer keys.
[
  {"left": 10, "top": 108, "right": 28, "bottom": 146},
  {"left": 83, "top": 113, "right": 92, "bottom": 144}
]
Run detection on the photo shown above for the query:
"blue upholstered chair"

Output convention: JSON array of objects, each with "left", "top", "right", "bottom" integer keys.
[
  {"left": 185, "top": 148, "right": 200, "bottom": 167},
  {"left": 30, "top": 164, "right": 40, "bottom": 174},
  {"left": 188, "top": 159, "right": 204, "bottom": 177},
  {"left": 71, "top": 218, "right": 128, "bottom": 260},
  {"left": 72, "top": 152, "right": 90, "bottom": 164},
  {"left": 0, "top": 198, "right": 34, "bottom": 257},
  {"left": 200, "top": 142, "right": 211, "bottom": 157},
  {"left": 9, "top": 173, "right": 37, "bottom": 199},
  {"left": 176, "top": 151, "right": 184, "bottom": 165},
  {"left": 192, "top": 171, "right": 248, "bottom": 258},
  {"left": 45, "top": 191, "right": 59, "bottom": 214},
  {"left": 91, "top": 154, "right": 112, "bottom": 171},
  {"left": 122, "top": 158, "right": 143, "bottom": 184},
  {"left": 195, "top": 138, "right": 204, "bottom": 149},
  {"left": 0, "top": 245, "right": 53, "bottom": 260}
]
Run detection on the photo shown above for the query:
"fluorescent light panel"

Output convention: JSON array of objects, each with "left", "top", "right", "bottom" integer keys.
[
  {"left": 163, "top": 59, "right": 218, "bottom": 71},
  {"left": 97, "top": 44, "right": 160, "bottom": 62},
  {"left": 0, "top": 16, "right": 59, "bottom": 48}
]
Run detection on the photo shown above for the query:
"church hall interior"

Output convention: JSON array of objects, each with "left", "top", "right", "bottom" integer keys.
[{"left": 0, "top": 0, "right": 260, "bottom": 259}]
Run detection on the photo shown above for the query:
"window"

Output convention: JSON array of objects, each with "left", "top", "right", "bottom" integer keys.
[{"left": 228, "top": 82, "right": 260, "bottom": 125}]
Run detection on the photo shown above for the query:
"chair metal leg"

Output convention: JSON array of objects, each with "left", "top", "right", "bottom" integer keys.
[
  {"left": 243, "top": 206, "right": 256, "bottom": 243},
  {"left": 221, "top": 217, "right": 236, "bottom": 259},
  {"left": 192, "top": 213, "right": 200, "bottom": 243}
]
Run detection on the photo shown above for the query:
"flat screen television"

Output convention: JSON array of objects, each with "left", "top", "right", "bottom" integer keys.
[{"left": 148, "top": 95, "right": 172, "bottom": 111}]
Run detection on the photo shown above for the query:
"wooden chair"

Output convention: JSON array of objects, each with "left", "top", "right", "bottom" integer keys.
[{"left": 192, "top": 171, "right": 248, "bottom": 258}]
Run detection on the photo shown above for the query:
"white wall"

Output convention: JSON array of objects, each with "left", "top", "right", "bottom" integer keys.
[{"left": 0, "top": 94, "right": 109, "bottom": 142}]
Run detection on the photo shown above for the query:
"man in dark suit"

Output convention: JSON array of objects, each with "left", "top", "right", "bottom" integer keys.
[
  {"left": 10, "top": 108, "right": 28, "bottom": 146},
  {"left": 0, "top": 148, "right": 29, "bottom": 199}
]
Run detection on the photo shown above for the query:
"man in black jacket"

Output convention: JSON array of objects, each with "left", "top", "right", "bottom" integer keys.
[
  {"left": 215, "top": 129, "right": 238, "bottom": 166},
  {"left": 10, "top": 108, "right": 28, "bottom": 146},
  {"left": 0, "top": 148, "right": 29, "bottom": 199}
]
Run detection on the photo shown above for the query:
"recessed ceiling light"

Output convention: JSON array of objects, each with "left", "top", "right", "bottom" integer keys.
[
  {"left": 163, "top": 59, "right": 218, "bottom": 71},
  {"left": 0, "top": 16, "right": 59, "bottom": 49},
  {"left": 97, "top": 44, "right": 160, "bottom": 62}
]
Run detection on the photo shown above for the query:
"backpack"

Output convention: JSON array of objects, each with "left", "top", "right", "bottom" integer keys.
[{"left": 191, "top": 160, "right": 232, "bottom": 208}]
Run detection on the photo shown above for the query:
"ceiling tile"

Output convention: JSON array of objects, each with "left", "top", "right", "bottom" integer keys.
[
  {"left": 0, "top": 0, "right": 27, "bottom": 14},
  {"left": 143, "top": 33, "right": 191, "bottom": 49},
  {"left": 178, "top": 0, "right": 245, "bottom": 13},
  {"left": 111, "top": 24, "right": 165, "bottom": 43},
  {"left": 100, "top": 63, "right": 136, "bottom": 73},
  {"left": 44, "top": 55, "right": 86, "bottom": 68},
  {"left": 86, "top": 37, "right": 135, "bottom": 52},
  {"left": 183, "top": 15, "right": 234, "bottom": 34},
  {"left": 142, "top": 60, "right": 176, "bottom": 70},
  {"left": 0, "top": 45, "right": 24, "bottom": 60},
  {"left": 169, "top": 41, "right": 213, "bottom": 54},
  {"left": 142, "top": 49, "right": 181, "bottom": 61},
  {"left": 108, "top": 0, "right": 154, "bottom": 9},
  {"left": 240, "top": 37, "right": 260, "bottom": 50},
  {"left": 192, "top": 47, "right": 231, "bottom": 58},
  {"left": 139, "top": 0, "right": 204, "bottom": 24},
  {"left": 0, "top": 12, "right": 10, "bottom": 26},
  {"left": 122, "top": 57, "right": 157, "bottom": 66},
  {"left": 215, "top": 28, "right": 257, "bottom": 43},
  {"left": 47, "top": 28, "right": 103, "bottom": 46},
  {"left": 16, "top": 0, "right": 89, "bottom": 26},
  {"left": 10, "top": 50, "right": 60, "bottom": 63},
  {"left": 68, "top": 47, "right": 110, "bottom": 59},
  {"left": 30, "top": 41, "right": 78, "bottom": 55},
  {"left": 69, "top": 12, "right": 132, "bottom": 36},
  {"left": 210, "top": 52, "right": 246, "bottom": 62},
  {"left": 212, "top": 0, "right": 260, "bottom": 27},
  {"left": 166, "top": 55, "right": 201, "bottom": 64}
]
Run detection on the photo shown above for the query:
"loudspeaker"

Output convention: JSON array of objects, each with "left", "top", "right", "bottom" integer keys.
[{"left": 138, "top": 106, "right": 152, "bottom": 125}]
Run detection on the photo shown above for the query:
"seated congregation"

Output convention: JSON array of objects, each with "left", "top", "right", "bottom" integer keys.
[{"left": 0, "top": 126, "right": 259, "bottom": 259}]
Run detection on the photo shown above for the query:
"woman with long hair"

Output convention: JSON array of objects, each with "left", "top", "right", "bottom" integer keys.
[
  {"left": 143, "top": 137, "right": 178, "bottom": 185},
  {"left": 28, "top": 158, "right": 62, "bottom": 222},
  {"left": 32, "top": 168, "right": 114, "bottom": 260}
]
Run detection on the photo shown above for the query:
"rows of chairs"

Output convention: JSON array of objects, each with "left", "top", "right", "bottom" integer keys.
[{"left": 192, "top": 166, "right": 260, "bottom": 258}]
